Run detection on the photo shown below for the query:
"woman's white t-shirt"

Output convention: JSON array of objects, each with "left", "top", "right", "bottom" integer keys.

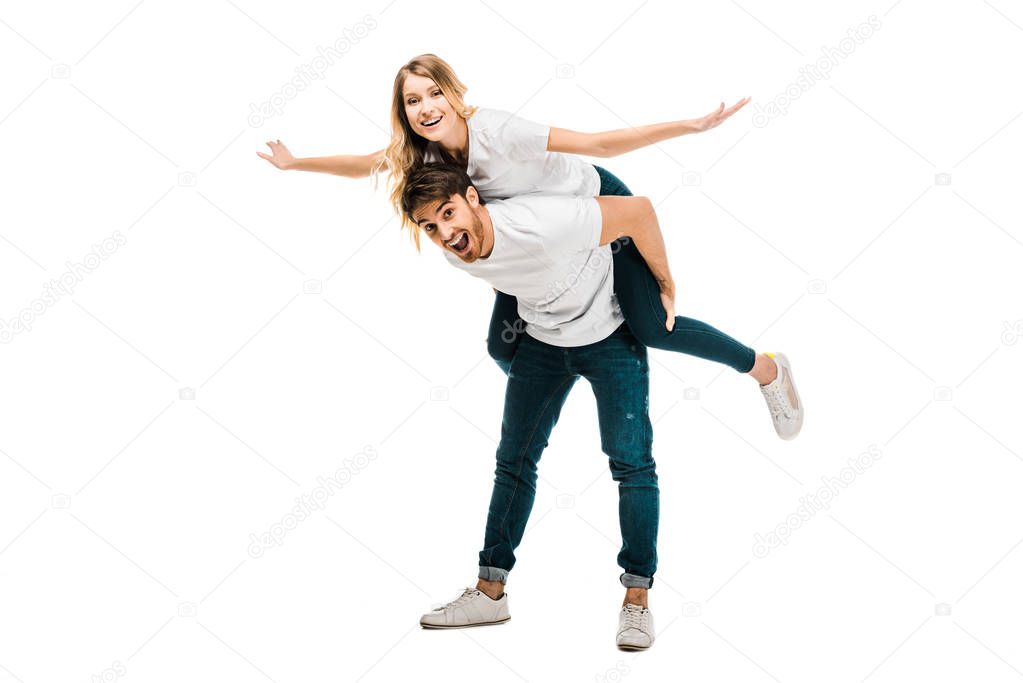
[{"left": 423, "top": 107, "right": 601, "bottom": 200}]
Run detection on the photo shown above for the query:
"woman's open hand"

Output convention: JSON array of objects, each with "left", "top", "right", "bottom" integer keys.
[
  {"left": 693, "top": 97, "right": 751, "bottom": 133},
  {"left": 659, "top": 282, "right": 677, "bottom": 332},
  {"left": 257, "top": 139, "right": 295, "bottom": 170}
]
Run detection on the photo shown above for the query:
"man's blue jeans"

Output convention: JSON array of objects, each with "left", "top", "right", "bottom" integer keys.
[{"left": 477, "top": 323, "right": 659, "bottom": 589}]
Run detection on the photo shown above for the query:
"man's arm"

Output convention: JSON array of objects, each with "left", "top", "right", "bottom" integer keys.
[{"left": 595, "top": 195, "right": 677, "bottom": 330}]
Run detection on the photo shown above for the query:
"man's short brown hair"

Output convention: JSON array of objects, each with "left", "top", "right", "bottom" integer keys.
[{"left": 401, "top": 162, "right": 486, "bottom": 225}]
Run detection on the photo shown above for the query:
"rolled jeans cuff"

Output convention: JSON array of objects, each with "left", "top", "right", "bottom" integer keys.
[
  {"left": 620, "top": 572, "right": 653, "bottom": 589},
  {"left": 479, "top": 566, "right": 509, "bottom": 584}
]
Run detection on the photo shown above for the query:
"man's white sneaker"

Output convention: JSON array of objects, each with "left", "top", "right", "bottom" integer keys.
[
  {"left": 420, "top": 587, "right": 510, "bottom": 629},
  {"left": 616, "top": 603, "right": 654, "bottom": 650},
  {"left": 759, "top": 351, "right": 803, "bottom": 440}
]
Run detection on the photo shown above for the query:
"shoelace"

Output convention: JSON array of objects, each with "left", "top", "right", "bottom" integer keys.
[
  {"left": 441, "top": 587, "right": 479, "bottom": 610},
  {"left": 622, "top": 604, "right": 648, "bottom": 630},
  {"left": 761, "top": 372, "right": 794, "bottom": 420}
]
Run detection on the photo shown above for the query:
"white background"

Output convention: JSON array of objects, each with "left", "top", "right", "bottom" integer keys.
[{"left": 2, "top": 0, "right": 1022, "bottom": 681}]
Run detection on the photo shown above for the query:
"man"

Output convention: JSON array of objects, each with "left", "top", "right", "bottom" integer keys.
[
  {"left": 400, "top": 160, "right": 677, "bottom": 650},
  {"left": 402, "top": 162, "right": 801, "bottom": 649}
]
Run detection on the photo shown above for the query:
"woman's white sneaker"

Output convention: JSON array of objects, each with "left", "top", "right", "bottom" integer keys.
[
  {"left": 420, "top": 587, "right": 510, "bottom": 629},
  {"left": 759, "top": 351, "right": 803, "bottom": 440},
  {"left": 616, "top": 603, "right": 655, "bottom": 650}
]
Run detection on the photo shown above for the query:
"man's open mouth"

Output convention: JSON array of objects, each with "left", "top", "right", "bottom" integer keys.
[
  {"left": 421, "top": 115, "right": 442, "bottom": 128},
  {"left": 447, "top": 231, "right": 469, "bottom": 254}
]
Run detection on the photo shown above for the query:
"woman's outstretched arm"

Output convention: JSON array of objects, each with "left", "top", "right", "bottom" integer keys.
[
  {"left": 547, "top": 97, "right": 750, "bottom": 158},
  {"left": 257, "top": 140, "right": 386, "bottom": 178}
]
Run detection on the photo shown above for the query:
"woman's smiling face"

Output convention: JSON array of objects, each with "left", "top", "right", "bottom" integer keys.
[{"left": 402, "top": 73, "right": 457, "bottom": 141}]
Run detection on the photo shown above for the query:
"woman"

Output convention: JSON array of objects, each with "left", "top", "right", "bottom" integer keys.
[{"left": 257, "top": 54, "right": 802, "bottom": 440}]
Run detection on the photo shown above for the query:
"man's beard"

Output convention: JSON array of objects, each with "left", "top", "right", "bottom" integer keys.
[{"left": 466, "top": 213, "right": 486, "bottom": 261}]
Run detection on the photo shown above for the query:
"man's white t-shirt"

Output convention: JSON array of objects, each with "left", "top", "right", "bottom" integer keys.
[
  {"left": 424, "top": 107, "right": 601, "bottom": 200},
  {"left": 443, "top": 195, "right": 624, "bottom": 347}
]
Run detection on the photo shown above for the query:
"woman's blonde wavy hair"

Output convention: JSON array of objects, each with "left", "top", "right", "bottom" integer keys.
[{"left": 374, "top": 54, "right": 477, "bottom": 251}]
